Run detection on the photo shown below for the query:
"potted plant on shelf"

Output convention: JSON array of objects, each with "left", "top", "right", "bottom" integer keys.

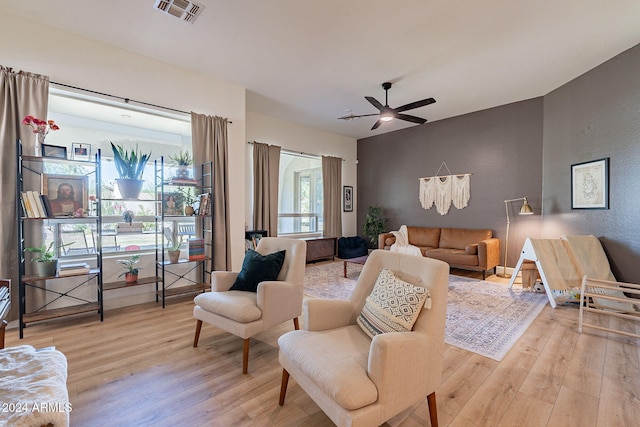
[
  {"left": 117, "top": 254, "right": 141, "bottom": 283},
  {"left": 167, "top": 239, "right": 183, "bottom": 264},
  {"left": 111, "top": 142, "right": 151, "bottom": 199},
  {"left": 363, "top": 206, "right": 387, "bottom": 249},
  {"left": 177, "top": 187, "right": 197, "bottom": 216},
  {"left": 24, "top": 242, "right": 72, "bottom": 277},
  {"left": 169, "top": 150, "right": 193, "bottom": 180}
]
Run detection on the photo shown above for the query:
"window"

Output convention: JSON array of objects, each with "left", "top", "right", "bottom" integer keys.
[
  {"left": 43, "top": 87, "right": 192, "bottom": 255},
  {"left": 278, "top": 152, "right": 323, "bottom": 236}
]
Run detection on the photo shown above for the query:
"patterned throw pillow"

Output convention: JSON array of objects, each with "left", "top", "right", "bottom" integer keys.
[{"left": 357, "top": 268, "right": 430, "bottom": 338}]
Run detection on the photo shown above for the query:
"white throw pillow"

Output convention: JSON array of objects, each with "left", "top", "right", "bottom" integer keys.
[{"left": 357, "top": 268, "right": 430, "bottom": 338}]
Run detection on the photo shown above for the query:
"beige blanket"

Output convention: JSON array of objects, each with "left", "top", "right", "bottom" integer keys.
[
  {"left": 528, "top": 238, "right": 581, "bottom": 290},
  {"left": 0, "top": 345, "right": 69, "bottom": 427},
  {"left": 561, "top": 235, "right": 616, "bottom": 281}
]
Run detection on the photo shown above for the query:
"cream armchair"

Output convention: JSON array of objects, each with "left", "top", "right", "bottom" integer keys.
[
  {"left": 278, "top": 250, "right": 449, "bottom": 427},
  {"left": 193, "top": 237, "right": 306, "bottom": 374}
]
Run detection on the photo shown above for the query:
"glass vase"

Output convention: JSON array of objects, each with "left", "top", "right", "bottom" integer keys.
[{"left": 35, "top": 133, "right": 46, "bottom": 157}]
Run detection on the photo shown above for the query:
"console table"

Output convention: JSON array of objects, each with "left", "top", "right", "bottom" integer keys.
[{"left": 302, "top": 237, "right": 337, "bottom": 263}]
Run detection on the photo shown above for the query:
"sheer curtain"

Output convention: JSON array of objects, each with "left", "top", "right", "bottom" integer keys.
[
  {"left": 322, "top": 155, "right": 343, "bottom": 238},
  {"left": 252, "top": 141, "right": 281, "bottom": 237},
  {"left": 0, "top": 66, "right": 49, "bottom": 320},
  {"left": 191, "top": 113, "right": 231, "bottom": 271}
]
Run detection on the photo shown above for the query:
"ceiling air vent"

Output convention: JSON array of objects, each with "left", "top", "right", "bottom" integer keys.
[{"left": 153, "top": 0, "right": 205, "bottom": 24}]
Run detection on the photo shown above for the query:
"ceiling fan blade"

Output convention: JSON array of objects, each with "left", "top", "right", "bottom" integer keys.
[
  {"left": 395, "top": 97, "right": 436, "bottom": 113},
  {"left": 365, "top": 96, "right": 385, "bottom": 111},
  {"left": 337, "top": 113, "right": 378, "bottom": 120},
  {"left": 371, "top": 119, "right": 383, "bottom": 130},
  {"left": 396, "top": 113, "right": 427, "bottom": 124}
]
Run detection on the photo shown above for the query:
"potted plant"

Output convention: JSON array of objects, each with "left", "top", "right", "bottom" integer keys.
[
  {"left": 363, "top": 206, "right": 387, "bottom": 249},
  {"left": 24, "top": 242, "right": 71, "bottom": 277},
  {"left": 111, "top": 142, "right": 151, "bottom": 199},
  {"left": 169, "top": 150, "right": 193, "bottom": 180},
  {"left": 177, "top": 187, "right": 196, "bottom": 216},
  {"left": 167, "top": 239, "right": 182, "bottom": 264},
  {"left": 117, "top": 254, "right": 141, "bottom": 283}
]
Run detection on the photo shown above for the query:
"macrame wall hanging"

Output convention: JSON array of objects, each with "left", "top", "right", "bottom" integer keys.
[{"left": 419, "top": 162, "right": 472, "bottom": 215}]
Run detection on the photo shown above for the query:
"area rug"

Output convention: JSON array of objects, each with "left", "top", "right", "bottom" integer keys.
[{"left": 304, "top": 262, "right": 548, "bottom": 361}]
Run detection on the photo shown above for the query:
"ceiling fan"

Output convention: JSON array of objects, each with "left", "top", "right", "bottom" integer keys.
[{"left": 338, "top": 82, "right": 436, "bottom": 130}]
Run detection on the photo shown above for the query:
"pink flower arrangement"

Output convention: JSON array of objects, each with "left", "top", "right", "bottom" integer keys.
[{"left": 22, "top": 115, "right": 60, "bottom": 137}]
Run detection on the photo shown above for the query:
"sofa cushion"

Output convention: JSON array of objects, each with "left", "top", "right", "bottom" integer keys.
[
  {"left": 425, "top": 248, "right": 479, "bottom": 266},
  {"left": 278, "top": 325, "right": 378, "bottom": 410},
  {"left": 407, "top": 226, "right": 441, "bottom": 248},
  {"left": 230, "top": 249, "right": 286, "bottom": 292},
  {"left": 194, "top": 291, "right": 262, "bottom": 322},
  {"left": 465, "top": 244, "right": 478, "bottom": 255},
  {"left": 357, "top": 268, "right": 430, "bottom": 338},
  {"left": 439, "top": 228, "right": 492, "bottom": 250}
]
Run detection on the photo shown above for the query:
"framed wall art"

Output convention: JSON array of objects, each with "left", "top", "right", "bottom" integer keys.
[
  {"left": 41, "top": 144, "right": 67, "bottom": 159},
  {"left": 343, "top": 186, "right": 353, "bottom": 212},
  {"left": 42, "top": 174, "right": 89, "bottom": 216},
  {"left": 571, "top": 158, "right": 609, "bottom": 209}
]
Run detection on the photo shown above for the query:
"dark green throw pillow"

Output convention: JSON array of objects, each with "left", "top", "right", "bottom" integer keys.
[{"left": 230, "top": 249, "right": 286, "bottom": 292}]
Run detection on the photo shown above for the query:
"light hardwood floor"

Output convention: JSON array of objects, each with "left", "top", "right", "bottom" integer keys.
[{"left": 5, "top": 267, "right": 640, "bottom": 426}]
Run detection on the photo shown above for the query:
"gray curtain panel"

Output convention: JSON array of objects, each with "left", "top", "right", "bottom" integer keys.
[
  {"left": 0, "top": 66, "right": 49, "bottom": 320},
  {"left": 191, "top": 112, "right": 231, "bottom": 271},
  {"left": 322, "top": 155, "right": 343, "bottom": 238},
  {"left": 252, "top": 141, "right": 281, "bottom": 237}
]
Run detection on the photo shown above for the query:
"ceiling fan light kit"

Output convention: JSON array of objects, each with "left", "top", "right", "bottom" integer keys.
[{"left": 339, "top": 82, "right": 436, "bottom": 130}]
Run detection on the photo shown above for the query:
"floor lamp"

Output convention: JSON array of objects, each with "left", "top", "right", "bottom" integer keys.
[{"left": 498, "top": 197, "right": 533, "bottom": 278}]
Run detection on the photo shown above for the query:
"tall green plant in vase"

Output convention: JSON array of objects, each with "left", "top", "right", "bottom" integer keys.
[
  {"left": 111, "top": 142, "right": 151, "bottom": 199},
  {"left": 363, "top": 206, "right": 386, "bottom": 249}
]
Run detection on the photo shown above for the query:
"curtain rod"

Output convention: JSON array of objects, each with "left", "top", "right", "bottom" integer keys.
[
  {"left": 247, "top": 141, "right": 345, "bottom": 161},
  {"left": 51, "top": 81, "right": 232, "bottom": 123}
]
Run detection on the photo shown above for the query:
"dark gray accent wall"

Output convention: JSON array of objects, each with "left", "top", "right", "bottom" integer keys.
[
  {"left": 357, "top": 98, "right": 543, "bottom": 267},
  {"left": 542, "top": 43, "right": 640, "bottom": 283}
]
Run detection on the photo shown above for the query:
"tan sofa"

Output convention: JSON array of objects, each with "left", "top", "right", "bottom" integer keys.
[{"left": 379, "top": 226, "right": 500, "bottom": 279}]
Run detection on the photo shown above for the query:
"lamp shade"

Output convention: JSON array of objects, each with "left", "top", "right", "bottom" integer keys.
[{"left": 519, "top": 198, "right": 533, "bottom": 215}]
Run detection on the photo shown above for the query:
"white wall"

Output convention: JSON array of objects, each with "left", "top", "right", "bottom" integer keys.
[{"left": 246, "top": 111, "right": 358, "bottom": 237}]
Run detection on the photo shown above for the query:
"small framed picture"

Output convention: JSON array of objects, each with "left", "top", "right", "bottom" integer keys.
[
  {"left": 72, "top": 143, "right": 92, "bottom": 161},
  {"left": 161, "top": 192, "right": 184, "bottom": 216},
  {"left": 41, "top": 144, "right": 67, "bottom": 159},
  {"left": 343, "top": 186, "right": 353, "bottom": 212},
  {"left": 571, "top": 158, "right": 609, "bottom": 209}
]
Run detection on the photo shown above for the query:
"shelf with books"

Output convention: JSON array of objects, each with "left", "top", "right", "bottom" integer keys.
[
  {"left": 16, "top": 139, "right": 103, "bottom": 339},
  {"left": 155, "top": 157, "right": 214, "bottom": 308}
]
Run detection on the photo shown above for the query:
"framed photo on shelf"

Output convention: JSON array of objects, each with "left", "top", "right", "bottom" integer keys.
[
  {"left": 161, "top": 192, "right": 184, "bottom": 216},
  {"left": 571, "top": 158, "right": 609, "bottom": 209},
  {"left": 343, "top": 185, "right": 353, "bottom": 212},
  {"left": 41, "top": 144, "right": 67, "bottom": 159},
  {"left": 42, "top": 174, "right": 89, "bottom": 216},
  {"left": 71, "top": 143, "right": 92, "bottom": 161}
]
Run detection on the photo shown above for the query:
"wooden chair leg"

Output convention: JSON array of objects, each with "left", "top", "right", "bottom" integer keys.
[
  {"left": 193, "top": 319, "right": 203, "bottom": 347},
  {"left": 279, "top": 369, "right": 290, "bottom": 406},
  {"left": 427, "top": 392, "right": 438, "bottom": 427},
  {"left": 242, "top": 338, "right": 250, "bottom": 374},
  {"left": 293, "top": 317, "right": 299, "bottom": 330}
]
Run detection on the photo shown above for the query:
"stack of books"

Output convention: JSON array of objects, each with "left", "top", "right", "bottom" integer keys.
[
  {"left": 198, "top": 193, "right": 211, "bottom": 216},
  {"left": 20, "top": 191, "right": 50, "bottom": 218},
  {"left": 188, "top": 238, "right": 205, "bottom": 261},
  {"left": 58, "top": 262, "right": 90, "bottom": 276}
]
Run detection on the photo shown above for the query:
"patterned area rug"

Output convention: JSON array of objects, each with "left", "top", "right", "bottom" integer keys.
[{"left": 304, "top": 262, "right": 548, "bottom": 361}]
